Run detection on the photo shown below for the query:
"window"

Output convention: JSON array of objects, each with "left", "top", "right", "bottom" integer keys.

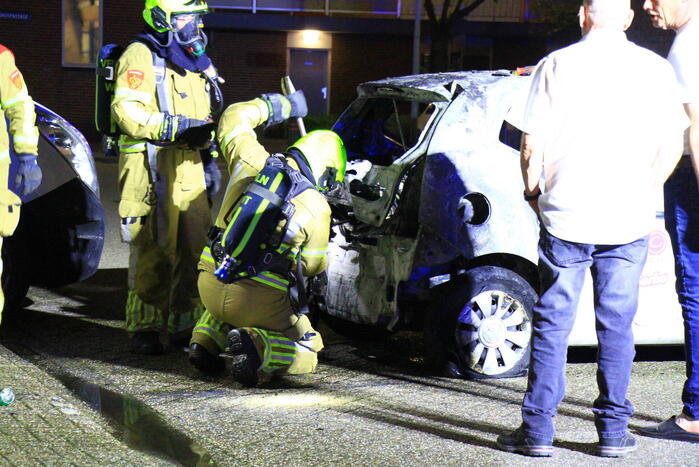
[
  {"left": 333, "top": 98, "right": 436, "bottom": 167},
  {"left": 62, "top": 0, "right": 101, "bottom": 67}
]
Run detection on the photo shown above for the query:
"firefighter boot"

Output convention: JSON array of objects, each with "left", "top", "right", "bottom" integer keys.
[
  {"left": 188, "top": 343, "right": 225, "bottom": 375},
  {"left": 226, "top": 328, "right": 261, "bottom": 387},
  {"left": 130, "top": 331, "right": 164, "bottom": 355}
]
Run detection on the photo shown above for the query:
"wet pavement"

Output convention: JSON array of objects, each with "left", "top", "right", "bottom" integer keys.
[{"left": 0, "top": 153, "right": 698, "bottom": 465}]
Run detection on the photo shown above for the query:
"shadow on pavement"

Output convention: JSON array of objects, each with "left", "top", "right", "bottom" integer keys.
[{"left": 0, "top": 268, "right": 203, "bottom": 379}]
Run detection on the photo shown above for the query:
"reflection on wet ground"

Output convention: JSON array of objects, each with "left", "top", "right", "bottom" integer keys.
[{"left": 58, "top": 373, "right": 217, "bottom": 467}]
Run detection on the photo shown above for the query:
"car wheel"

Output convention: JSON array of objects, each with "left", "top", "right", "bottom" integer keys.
[{"left": 425, "top": 265, "right": 536, "bottom": 379}]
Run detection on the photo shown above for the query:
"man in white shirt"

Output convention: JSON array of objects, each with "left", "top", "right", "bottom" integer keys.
[
  {"left": 497, "top": 0, "right": 688, "bottom": 457},
  {"left": 640, "top": 0, "right": 699, "bottom": 444}
]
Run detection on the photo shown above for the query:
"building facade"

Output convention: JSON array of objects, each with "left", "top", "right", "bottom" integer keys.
[{"left": 0, "top": 0, "right": 674, "bottom": 142}]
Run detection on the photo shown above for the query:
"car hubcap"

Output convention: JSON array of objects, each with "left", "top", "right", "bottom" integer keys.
[{"left": 456, "top": 289, "right": 531, "bottom": 375}]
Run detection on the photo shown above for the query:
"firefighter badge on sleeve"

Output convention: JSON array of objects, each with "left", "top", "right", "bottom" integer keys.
[
  {"left": 127, "top": 69, "right": 144, "bottom": 90},
  {"left": 9, "top": 69, "right": 22, "bottom": 89}
]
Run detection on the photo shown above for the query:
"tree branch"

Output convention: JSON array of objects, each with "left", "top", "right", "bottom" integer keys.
[
  {"left": 442, "top": 0, "right": 452, "bottom": 22},
  {"left": 424, "top": 0, "right": 437, "bottom": 23},
  {"left": 453, "top": 0, "right": 493, "bottom": 21}
]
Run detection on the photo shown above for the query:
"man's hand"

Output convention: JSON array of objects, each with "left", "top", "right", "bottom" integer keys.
[
  {"left": 527, "top": 198, "right": 540, "bottom": 215},
  {"left": 14, "top": 153, "right": 42, "bottom": 195}
]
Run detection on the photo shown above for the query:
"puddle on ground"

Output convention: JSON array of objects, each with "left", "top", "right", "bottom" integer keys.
[{"left": 57, "top": 374, "right": 218, "bottom": 466}]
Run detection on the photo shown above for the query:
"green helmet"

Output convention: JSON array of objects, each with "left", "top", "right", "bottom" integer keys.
[
  {"left": 289, "top": 130, "right": 347, "bottom": 192},
  {"left": 143, "top": 0, "right": 209, "bottom": 33}
]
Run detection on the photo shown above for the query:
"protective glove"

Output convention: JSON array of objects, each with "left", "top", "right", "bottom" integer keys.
[
  {"left": 176, "top": 118, "right": 216, "bottom": 150},
  {"left": 14, "top": 153, "right": 42, "bottom": 196},
  {"left": 160, "top": 113, "right": 215, "bottom": 148},
  {"left": 260, "top": 90, "right": 308, "bottom": 127},
  {"left": 286, "top": 90, "right": 308, "bottom": 119},
  {"left": 203, "top": 157, "right": 221, "bottom": 198}
]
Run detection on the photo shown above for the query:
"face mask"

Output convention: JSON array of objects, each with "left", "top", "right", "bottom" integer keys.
[{"left": 173, "top": 14, "right": 208, "bottom": 56}]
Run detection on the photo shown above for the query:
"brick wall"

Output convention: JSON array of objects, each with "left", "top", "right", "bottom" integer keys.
[
  {"left": 2, "top": 1, "right": 64, "bottom": 125},
  {"left": 207, "top": 29, "right": 288, "bottom": 106},
  {"left": 330, "top": 33, "right": 413, "bottom": 114},
  {"left": 0, "top": 0, "right": 678, "bottom": 144}
]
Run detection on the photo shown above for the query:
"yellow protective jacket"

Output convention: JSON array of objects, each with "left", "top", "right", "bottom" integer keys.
[
  {"left": 199, "top": 98, "right": 331, "bottom": 291},
  {"left": 111, "top": 41, "right": 211, "bottom": 227},
  {"left": 111, "top": 41, "right": 211, "bottom": 149},
  {"left": 0, "top": 44, "right": 38, "bottom": 172}
]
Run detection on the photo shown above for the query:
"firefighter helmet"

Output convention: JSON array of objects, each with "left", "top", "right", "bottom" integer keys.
[
  {"left": 289, "top": 130, "right": 347, "bottom": 192},
  {"left": 143, "top": 0, "right": 209, "bottom": 33}
]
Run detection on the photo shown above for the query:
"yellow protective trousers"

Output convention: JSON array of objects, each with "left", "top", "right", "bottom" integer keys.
[
  {"left": 123, "top": 146, "right": 210, "bottom": 338},
  {"left": 191, "top": 270, "right": 324, "bottom": 375}
]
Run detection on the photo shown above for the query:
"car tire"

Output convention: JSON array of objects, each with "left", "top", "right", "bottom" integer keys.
[{"left": 425, "top": 265, "right": 536, "bottom": 379}]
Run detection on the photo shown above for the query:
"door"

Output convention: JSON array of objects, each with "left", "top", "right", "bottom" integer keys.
[{"left": 288, "top": 48, "right": 329, "bottom": 115}]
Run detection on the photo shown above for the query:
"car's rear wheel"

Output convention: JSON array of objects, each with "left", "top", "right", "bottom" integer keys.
[{"left": 425, "top": 265, "right": 536, "bottom": 379}]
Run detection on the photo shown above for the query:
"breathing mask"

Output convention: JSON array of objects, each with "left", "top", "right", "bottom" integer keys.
[{"left": 173, "top": 12, "right": 208, "bottom": 56}]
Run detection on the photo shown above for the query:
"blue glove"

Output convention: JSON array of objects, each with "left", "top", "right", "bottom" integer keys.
[
  {"left": 260, "top": 90, "right": 308, "bottom": 127},
  {"left": 204, "top": 158, "right": 221, "bottom": 198},
  {"left": 286, "top": 90, "right": 308, "bottom": 119},
  {"left": 14, "top": 153, "right": 42, "bottom": 195}
]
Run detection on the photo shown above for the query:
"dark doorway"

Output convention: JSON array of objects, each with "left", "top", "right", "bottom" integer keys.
[{"left": 288, "top": 48, "right": 329, "bottom": 116}]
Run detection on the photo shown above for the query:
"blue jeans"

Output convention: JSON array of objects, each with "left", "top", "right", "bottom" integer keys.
[
  {"left": 522, "top": 229, "right": 648, "bottom": 440},
  {"left": 664, "top": 165, "right": 699, "bottom": 419}
]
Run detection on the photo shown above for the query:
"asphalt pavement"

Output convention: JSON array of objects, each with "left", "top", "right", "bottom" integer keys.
[{"left": 0, "top": 149, "right": 698, "bottom": 466}]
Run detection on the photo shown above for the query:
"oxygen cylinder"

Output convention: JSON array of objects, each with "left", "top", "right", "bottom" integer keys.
[{"left": 95, "top": 44, "right": 124, "bottom": 137}]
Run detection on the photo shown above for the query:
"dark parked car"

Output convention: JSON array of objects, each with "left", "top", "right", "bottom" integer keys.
[{"left": 2, "top": 103, "right": 105, "bottom": 312}]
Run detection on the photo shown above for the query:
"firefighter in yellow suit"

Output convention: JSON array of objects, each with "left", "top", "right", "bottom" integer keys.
[
  {"left": 112, "top": 0, "right": 223, "bottom": 353},
  {"left": 0, "top": 44, "right": 41, "bottom": 324},
  {"left": 188, "top": 93, "right": 347, "bottom": 387}
]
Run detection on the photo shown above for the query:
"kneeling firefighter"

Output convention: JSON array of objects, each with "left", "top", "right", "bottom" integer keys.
[
  {"left": 188, "top": 92, "right": 346, "bottom": 386},
  {"left": 111, "top": 0, "right": 224, "bottom": 354}
]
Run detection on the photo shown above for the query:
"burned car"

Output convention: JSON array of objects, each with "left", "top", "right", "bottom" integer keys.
[
  {"left": 320, "top": 71, "right": 684, "bottom": 379},
  {"left": 2, "top": 103, "right": 105, "bottom": 311}
]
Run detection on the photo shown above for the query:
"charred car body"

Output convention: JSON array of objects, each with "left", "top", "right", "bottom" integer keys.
[
  {"left": 320, "top": 71, "right": 683, "bottom": 379},
  {"left": 3, "top": 103, "right": 105, "bottom": 311}
]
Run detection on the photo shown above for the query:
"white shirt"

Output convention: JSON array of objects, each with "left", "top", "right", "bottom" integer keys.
[
  {"left": 668, "top": 16, "right": 699, "bottom": 154},
  {"left": 520, "top": 29, "right": 688, "bottom": 245}
]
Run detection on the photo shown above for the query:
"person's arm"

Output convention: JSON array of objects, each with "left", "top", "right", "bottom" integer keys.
[
  {"left": 520, "top": 132, "right": 543, "bottom": 213},
  {"left": 517, "top": 56, "right": 551, "bottom": 215},
  {"left": 111, "top": 43, "right": 164, "bottom": 141},
  {"left": 216, "top": 99, "right": 271, "bottom": 174},
  {"left": 217, "top": 92, "right": 306, "bottom": 175},
  {"left": 0, "top": 49, "right": 38, "bottom": 156}
]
